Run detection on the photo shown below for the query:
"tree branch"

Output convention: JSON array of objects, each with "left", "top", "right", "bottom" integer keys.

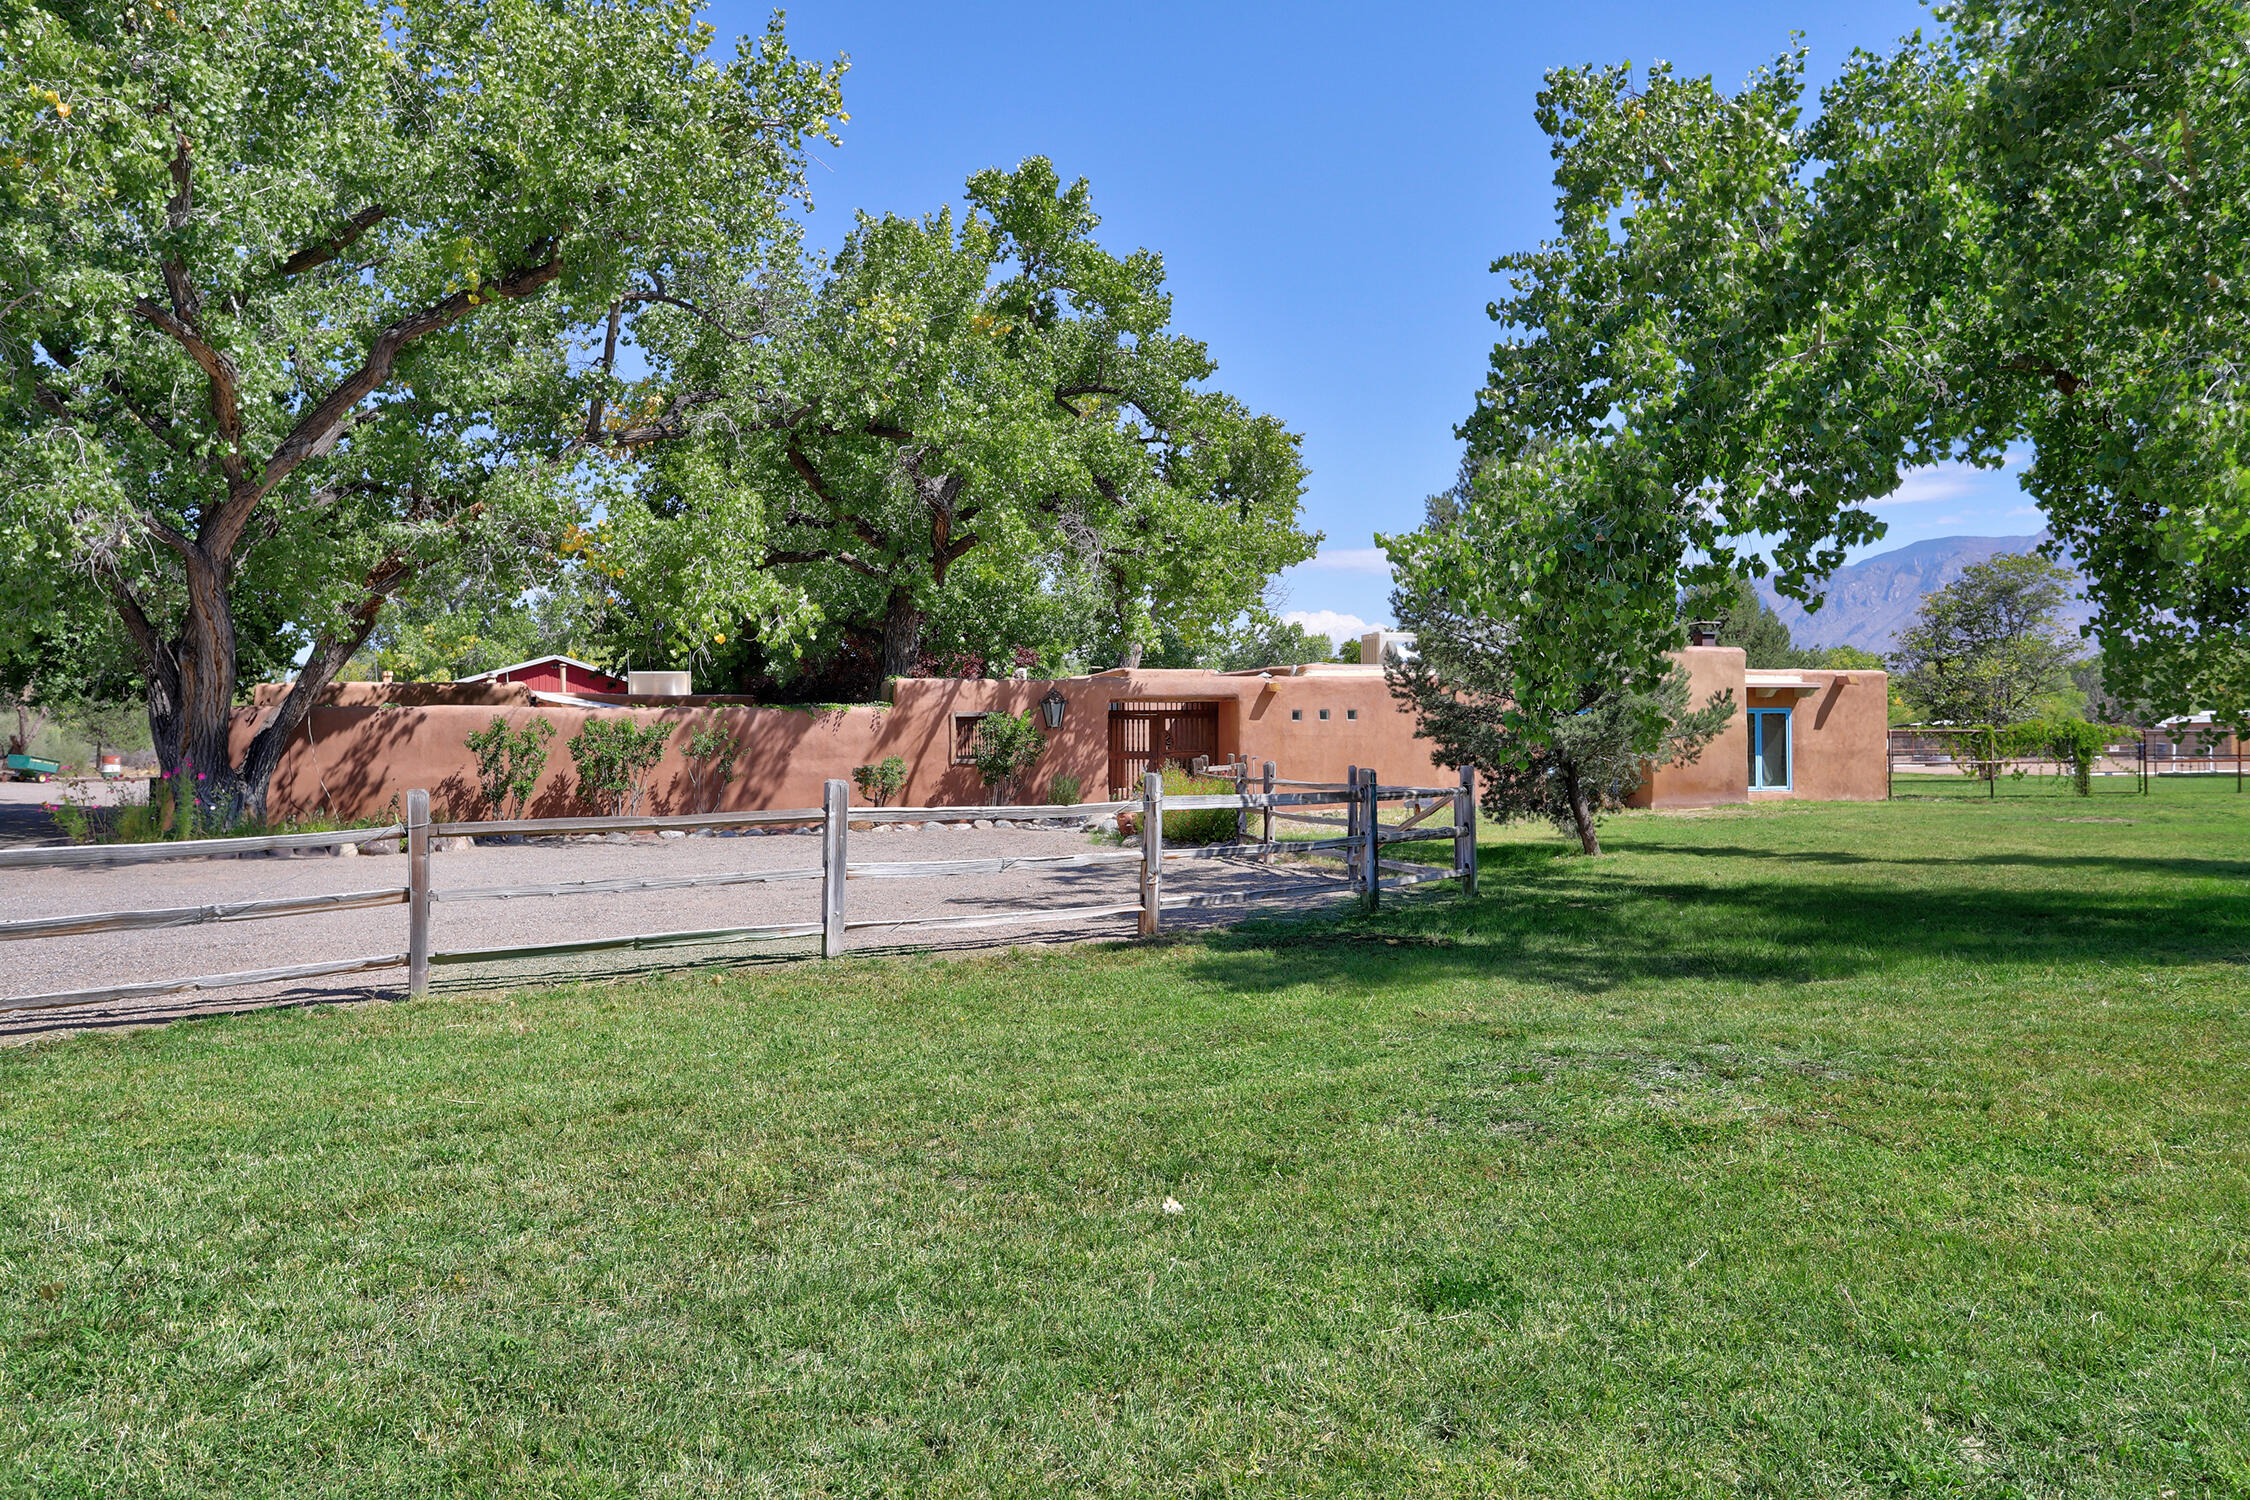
[
  {"left": 216, "top": 241, "right": 565, "bottom": 554},
  {"left": 274, "top": 205, "right": 388, "bottom": 278},
  {"left": 130, "top": 296, "right": 243, "bottom": 480}
]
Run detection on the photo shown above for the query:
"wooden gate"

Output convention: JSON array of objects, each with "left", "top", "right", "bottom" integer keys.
[{"left": 1108, "top": 701, "right": 1222, "bottom": 796}]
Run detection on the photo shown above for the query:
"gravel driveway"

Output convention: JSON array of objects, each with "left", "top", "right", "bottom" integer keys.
[{"left": 1, "top": 822, "right": 1356, "bottom": 1039}]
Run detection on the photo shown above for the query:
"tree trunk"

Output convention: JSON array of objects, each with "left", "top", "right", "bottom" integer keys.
[
  {"left": 878, "top": 587, "right": 924, "bottom": 682},
  {"left": 1563, "top": 766, "right": 1600, "bottom": 855},
  {"left": 121, "top": 548, "right": 393, "bottom": 829},
  {"left": 1121, "top": 640, "right": 1144, "bottom": 669}
]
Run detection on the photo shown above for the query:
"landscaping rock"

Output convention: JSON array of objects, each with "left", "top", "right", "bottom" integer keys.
[{"left": 659, "top": 829, "right": 686, "bottom": 840}]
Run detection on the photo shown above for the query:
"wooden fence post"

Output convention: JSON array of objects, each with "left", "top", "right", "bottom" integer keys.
[
  {"left": 406, "top": 787, "right": 431, "bottom": 997},
  {"left": 1261, "top": 760, "right": 1276, "bottom": 854},
  {"left": 1362, "top": 767, "right": 1380, "bottom": 911},
  {"left": 1234, "top": 756, "right": 1248, "bottom": 844},
  {"left": 1140, "top": 770, "right": 1163, "bottom": 936},
  {"left": 1344, "top": 765, "right": 1360, "bottom": 889},
  {"left": 1455, "top": 763, "right": 1478, "bottom": 898},
  {"left": 822, "top": 779, "right": 848, "bottom": 959}
]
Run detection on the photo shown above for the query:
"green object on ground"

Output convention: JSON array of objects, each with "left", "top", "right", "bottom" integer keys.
[{"left": 3, "top": 788, "right": 2246, "bottom": 1494}]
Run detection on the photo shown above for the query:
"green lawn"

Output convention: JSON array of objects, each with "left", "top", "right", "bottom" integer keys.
[{"left": 3, "top": 788, "right": 2246, "bottom": 1497}]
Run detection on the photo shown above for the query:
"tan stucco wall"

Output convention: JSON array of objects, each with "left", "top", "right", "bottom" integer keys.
[
  {"left": 233, "top": 666, "right": 1452, "bottom": 821},
  {"left": 235, "top": 650, "right": 1890, "bottom": 822}
]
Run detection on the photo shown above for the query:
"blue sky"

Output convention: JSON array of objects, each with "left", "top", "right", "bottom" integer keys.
[{"left": 717, "top": 0, "right": 2043, "bottom": 647}]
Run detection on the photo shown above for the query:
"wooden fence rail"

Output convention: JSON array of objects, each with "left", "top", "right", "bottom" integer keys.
[{"left": 1, "top": 765, "right": 1478, "bottom": 1015}]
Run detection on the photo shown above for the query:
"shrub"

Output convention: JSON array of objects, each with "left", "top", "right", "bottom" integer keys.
[
  {"left": 1047, "top": 773, "right": 1083, "bottom": 807},
  {"left": 1158, "top": 764, "right": 1238, "bottom": 845},
  {"left": 852, "top": 756, "right": 909, "bottom": 806},
  {"left": 465, "top": 716, "right": 556, "bottom": 820},
  {"left": 684, "top": 725, "right": 739, "bottom": 812},
  {"left": 569, "top": 717, "right": 671, "bottom": 815},
  {"left": 968, "top": 711, "right": 1045, "bottom": 801}
]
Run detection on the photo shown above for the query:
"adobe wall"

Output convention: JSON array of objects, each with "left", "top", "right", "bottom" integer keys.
[
  {"left": 1631, "top": 647, "right": 1749, "bottom": 809},
  {"left": 233, "top": 666, "right": 1452, "bottom": 822},
  {"left": 1776, "top": 670, "right": 1891, "bottom": 801}
]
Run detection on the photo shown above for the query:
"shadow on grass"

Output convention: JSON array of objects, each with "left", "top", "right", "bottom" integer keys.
[
  {"left": 1185, "top": 836, "right": 2250, "bottom": 998},
  {"left": 1619, "top": 840, "right": 2250, "bottom": 882}
]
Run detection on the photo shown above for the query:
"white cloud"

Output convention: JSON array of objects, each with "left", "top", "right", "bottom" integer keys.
[
  {"left": 1875, "top": 466, "right": 1985, "bottom": 507},
  {"left": 1283, "top": 610, "right": 1374, "bottom": 649},
  {"left": 2006, "top": 504, "right": 2043, "bottom": 518},
  {"left": 1298, "top": 546, "right": 1392, "bottom": 574}
]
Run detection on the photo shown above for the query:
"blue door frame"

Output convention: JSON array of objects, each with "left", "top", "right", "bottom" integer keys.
[{"left": 1748, "top": 708, "right": 1793, "bottom": 790}]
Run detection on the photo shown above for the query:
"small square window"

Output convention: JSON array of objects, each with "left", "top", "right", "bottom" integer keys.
[
  {"left": 1346, "top": 708, "right": 1358, "bottom": 720},
  {"left": 950, "top": 714, "right": 987, "bottom": 766},
  {"left": 1318, "top": 708, "right": 1330, "bottom": 721},
  {"left": 1290, "top": 708, "right": 1302, "bottom": 721}
]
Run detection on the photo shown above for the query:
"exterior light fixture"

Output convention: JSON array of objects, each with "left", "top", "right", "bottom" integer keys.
[{"left": 1039, "top": 687, "right": 1068, "bottom": 729}]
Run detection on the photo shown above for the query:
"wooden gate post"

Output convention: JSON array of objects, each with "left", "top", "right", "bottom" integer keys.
[
  {"left": 1261, "top": 760, "right": 1276, "bottom": 853},
  {"left": 1140, "top": 770, "right": 1163, "bottom": 936},
  {"left": 1234, "top": 756, "right": 1248, "bottom": 844},
  {"left": 406, "top": 787, "right": 431, "bottom": 997},
  {"left": 1454, "top": 764, "right": 1479, "bottom": 898},
  {"left": 822, "top": 779, "right": 848, "bottom": 959},
  {"left": 1362, "top": 767, "right": 1380, "bottom": 911}
]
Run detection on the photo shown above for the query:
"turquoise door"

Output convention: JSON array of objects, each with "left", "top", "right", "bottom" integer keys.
[{"left": 1748, "top": 709, "right": 1791, "bottom": 790}]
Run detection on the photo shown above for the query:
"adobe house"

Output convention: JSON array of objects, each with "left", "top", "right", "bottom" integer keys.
[
  {"left": 237, "top": 631, "right": 1888, "bottom": 820},
  {"left": 1626, "top": 634, "right": 1891, "bottom": 808}
]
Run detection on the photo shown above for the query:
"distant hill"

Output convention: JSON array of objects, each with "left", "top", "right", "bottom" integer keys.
[{"left": 1753, "top": 533, "right": 2093, "bottom": 654}]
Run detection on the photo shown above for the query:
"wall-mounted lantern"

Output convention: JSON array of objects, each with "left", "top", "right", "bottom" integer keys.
[{"left": 1039, "top": 687, "right": 1068, "bottom": 729}]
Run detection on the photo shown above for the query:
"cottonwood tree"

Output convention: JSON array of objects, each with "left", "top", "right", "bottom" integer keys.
[
  {"left": 1891, "top": 553, "right": 2083, "bottom": 727},
  {"left": 1476, "top": 3, "right": 2247, "bottom": 733},
  {"left": 1384, "top": 443, "right": 1731, "bottom": 856},
  {"left": 0, "top": 0, "right": 843, "bottom": 821},
  {"left": 599, "top": 159, "right": 1315, "bottom": 694}
]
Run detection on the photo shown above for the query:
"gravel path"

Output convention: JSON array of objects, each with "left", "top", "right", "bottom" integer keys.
[{"left": 1, "top": 822, "right": 1356, "bottom": 1040}]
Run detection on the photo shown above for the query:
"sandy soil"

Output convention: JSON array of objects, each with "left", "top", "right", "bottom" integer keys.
[{"left": 1, "top": 822, "right": 1355, "bottom": 1040}]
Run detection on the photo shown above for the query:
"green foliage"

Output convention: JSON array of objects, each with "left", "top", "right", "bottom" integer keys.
[
  {"left": 1047, "top": 773, "right": 1083, "bottom": 807},
  {"left": 1332, "top": 638, "right": 1363, "bottom": 665},
  {"left": 464, "top": 716, "right": 556, "bottom": 821},
  {"left": 1385, "top": 443, "right": 1732, "bottom": 855},
  {"left": 1893, "top": 555, "right": 2083, "bottom": 727},
  {"left": 568, "top": 718, "right": 670, "bottom": 816},
  {"left": 851, "top": 756, "right": 909, "bottom": 808},
  {"left": 681, "top": 725, "right": 739, "bottom": 814},
  {"left": 0, "top": 0, "right": 844, "bottom": 821},
  {"left": 607, "top": 158, "right": 1317, "bottom": 690},
  {"left": 1202, "top": 618, "right": 1336, "bottom": 672},
  {"left": 966, "top": 711, "right": 1045, "bottom": 800},
  {"left": 1158, "top": 764, "right": 1238, "bottom": 845},
  {"left": 1476, "top": 6, "right": 2248, "bottom": 734},
  {"left": 1812, "top": 645, "right": 1885, "bottom": 672}
]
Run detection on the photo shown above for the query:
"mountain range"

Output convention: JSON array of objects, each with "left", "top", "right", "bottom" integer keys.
[{"left": 1753, "top": 533, "right": 2093, "bottom": 654}]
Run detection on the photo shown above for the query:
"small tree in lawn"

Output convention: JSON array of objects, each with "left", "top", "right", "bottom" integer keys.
[
  {"left": 682, "top": 726, "right": 739, "bottom": 813},
  {"left": 852, "top": 756, "right": 908, "bottom": 807},
  {"left": 569, "top": 718, "right": 670, "bottom": 816},
  {"left": 968, "top": 712, "right": 1045, "bottom": 804},
  {"left": 1384, "top": 443, "right": 1732, "bottom": 856},
  {"left": 464, "top": 717, "right": 555, "bottom": 821}
]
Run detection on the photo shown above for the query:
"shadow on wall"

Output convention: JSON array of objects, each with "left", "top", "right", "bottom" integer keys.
[{"left": 247, "top": 700, "right": 1005, "bottom": 821}]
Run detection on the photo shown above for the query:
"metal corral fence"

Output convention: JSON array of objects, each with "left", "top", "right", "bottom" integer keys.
[
  {"left": 1888, "top": 729, "right": 2245, "bottom": 799},
  {"left": 0, "top": 764, "right": 1478, "bottom": 1015}
]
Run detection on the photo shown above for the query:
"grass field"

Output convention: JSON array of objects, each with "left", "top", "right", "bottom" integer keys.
[{"left": 2, "top": 786, "right": 2246, "bottom": 1497}]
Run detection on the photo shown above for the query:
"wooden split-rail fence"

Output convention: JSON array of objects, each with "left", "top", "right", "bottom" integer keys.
[{"left": 0, "top": 763, "right": 1478, "bottom": 1015}]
